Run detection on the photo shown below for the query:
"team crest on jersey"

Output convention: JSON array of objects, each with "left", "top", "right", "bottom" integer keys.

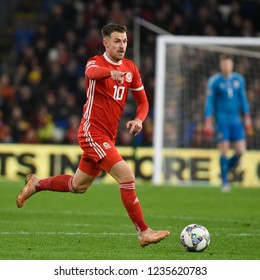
[
  {"left": 103, "top": 142, "right": 111, "bottom": 149},
  {"left": 233, "top": 80, "right": 240, "bottom": 88},
  {"left": 125, "top": 72, "right": 132, "bottom": 82}
]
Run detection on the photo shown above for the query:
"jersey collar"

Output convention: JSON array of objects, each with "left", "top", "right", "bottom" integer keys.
[{"left": 103, "top": 52, "right": 122, "bottom": 65}]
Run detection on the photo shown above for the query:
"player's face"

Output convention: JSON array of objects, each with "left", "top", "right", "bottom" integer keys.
[
  {"left": 220, "top": 59, "right": 233, "bottom": 77},
  {"left": 103, "top": 32, "right": 127, "bottom": 62}
]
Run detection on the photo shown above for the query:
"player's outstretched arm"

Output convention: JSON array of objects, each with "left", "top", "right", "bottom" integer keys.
[
  {"left": 86, "top": 66, "right": 111, "bottom": 80},
  {"left": 86, "top": 67, "right": 126, "bottom": 83}
]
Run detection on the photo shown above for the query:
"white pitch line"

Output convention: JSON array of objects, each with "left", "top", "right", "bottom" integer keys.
[
  {"left": 2, "top": 207, "right": 259, "bottom": 224},
  {"left": 0, "top": 220, "right": 134, "bottom": 229},
  {"left": 226, "top": 233, "right": 260, "bottom": 236},
  {"left": 0, "top": 221, "right": 93, "bottom": 227},
  {"left": 0, "top": 231, "right": 136, "bottom": 236},
  {"left": 211, "top": 227, "right": 260, "bottom": 232},
  {"left": 1, "top": 231, "right": 260, "bottom": 237},
  {"left": 1, "top": 220, "right": 260, "bottom": 233}
]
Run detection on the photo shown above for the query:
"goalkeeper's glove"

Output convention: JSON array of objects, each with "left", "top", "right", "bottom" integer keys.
[
  {"left": 244, "top": 114, "right": 253, "bottom": 137},
  {"left": 203, "top": 117, "right": 214, "bottom": 138}
]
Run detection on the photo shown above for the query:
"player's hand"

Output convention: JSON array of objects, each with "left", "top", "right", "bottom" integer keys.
[
  {"left": 245, "top": 125, "right": 254, "bottom": 137},
  {"left": 110, "top": 70, "right": 127, "bottom": 84},
  {"left": 126, "top": 118, "right": 143, "bottom": 136},
  {"left": 244, "top": 114, "right": 254, "bottom": 137},
  {"left": 203, "top": 118, "right": 214, "bottom": 138}
]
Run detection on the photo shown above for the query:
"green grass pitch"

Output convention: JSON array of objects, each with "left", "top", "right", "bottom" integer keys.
[{"left": 0, "top": 178, "right": 260, "bottom": 260}]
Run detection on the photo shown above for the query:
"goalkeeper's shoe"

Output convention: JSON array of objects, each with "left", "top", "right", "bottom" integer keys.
[
  {"left": 16, "top": 174, "right": 39, "bottom": 208},
  {"left": 138, "top": 228, "right": 170, "bottom": 247},
  {"left": 221, "top": 183, "right": 231, "bottom": 193}
]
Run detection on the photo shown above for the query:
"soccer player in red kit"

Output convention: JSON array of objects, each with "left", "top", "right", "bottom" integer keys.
[{"left": 16, "top": 23, "right": 170, "bottom": 247}]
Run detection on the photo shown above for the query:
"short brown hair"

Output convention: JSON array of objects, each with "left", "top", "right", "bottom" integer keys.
[
  {"left": 219, "top": 54, "right": 233, "bottom": 61},
  {"left": 101, "top": 23, "right": 127, "bottom": 38}
]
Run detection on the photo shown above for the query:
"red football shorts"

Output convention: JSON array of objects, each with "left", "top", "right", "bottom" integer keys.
[{"left": 78, "top": 128, "right": 123, "bottom": 177}]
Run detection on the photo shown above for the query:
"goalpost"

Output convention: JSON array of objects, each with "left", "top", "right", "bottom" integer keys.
[{"left": 153, "top": 36, "right": 260, "bottom": 185}]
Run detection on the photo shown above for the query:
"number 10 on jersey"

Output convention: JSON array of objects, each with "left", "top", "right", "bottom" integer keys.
[{"left": 113, "top": 85, "right": 125, "bottom": 100}]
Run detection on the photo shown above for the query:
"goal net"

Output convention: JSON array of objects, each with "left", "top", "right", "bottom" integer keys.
[{"left": 153, "top": 36, "right": 260, "bottom": 185}]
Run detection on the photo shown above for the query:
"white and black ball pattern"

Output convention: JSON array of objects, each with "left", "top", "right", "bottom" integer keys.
[{"left": 180, "top": 224, "right": 210, "bottom": 252}]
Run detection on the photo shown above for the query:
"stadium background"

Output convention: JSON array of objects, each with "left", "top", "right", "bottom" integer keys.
[{"left": 0, "top": 0, "right": 259, "bottom": 187}]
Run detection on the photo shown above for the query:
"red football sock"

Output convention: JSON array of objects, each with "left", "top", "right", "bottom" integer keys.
[
  {"left": 36, "top": 174, "right": 75, "bottom": 193},
  {"left": 119, "top": 182, "right": 148, "bottom": 232}
]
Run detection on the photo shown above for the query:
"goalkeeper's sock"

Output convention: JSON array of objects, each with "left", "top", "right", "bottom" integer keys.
[
  {"left": 36, "top": 175, "right": 75, "bottom": 192},
  {"left": 220, "top": 154, "right": 229, "bottom": 185},
  {"left": 228, "top": 153, "right": 241, "bottom": 171},
  {"left": 120, "top": 182, "right": 148, "bottom": 232}
]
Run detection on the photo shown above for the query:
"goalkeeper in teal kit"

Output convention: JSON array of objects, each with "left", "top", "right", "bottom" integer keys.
[{"left": 204, "top": 54, "right": 253, "bottom": 192}]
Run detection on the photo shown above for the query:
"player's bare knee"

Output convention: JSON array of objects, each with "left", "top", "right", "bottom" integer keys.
[
  {"left": 121, "top": 172, "right": 135, "bottom": 183},
  {"left": 129, "top": 173, "right": 135, "bottom": 182}
]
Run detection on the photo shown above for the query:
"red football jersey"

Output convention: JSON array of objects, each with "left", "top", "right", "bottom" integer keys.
[{"left": 80, "top": 52, "right": 144, "bottom": 141}]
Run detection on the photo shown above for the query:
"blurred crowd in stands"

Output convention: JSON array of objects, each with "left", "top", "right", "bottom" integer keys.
[{"left": 0, "top": 0, "right": 260, "bottom": 148}]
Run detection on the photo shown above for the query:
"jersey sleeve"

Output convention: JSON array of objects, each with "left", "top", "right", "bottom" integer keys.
[
  {"left": 129, "top": 62, "right": 148, "bottom": 121},
  {"left": 132, "top": 88, "right": 149, "bottom": 121},
  {"left": 129, "top": 62, "right": 144, "bottom": 91},
  {"left": 238, "top": 75, "right": 250, "bottom": 115},
  {"left": 85, "top": 57, "right": 111, "bottom": 80},
  {"left": 204, "top": 76, "right": 216, "bottom": 119}
]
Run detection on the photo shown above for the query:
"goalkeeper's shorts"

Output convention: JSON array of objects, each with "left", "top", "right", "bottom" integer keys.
[{"left": 215, "top": 122, "right": 245, "bottom": 142}]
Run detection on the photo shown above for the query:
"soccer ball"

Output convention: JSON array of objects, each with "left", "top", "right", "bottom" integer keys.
[{"left": 180, "top": 224, "right": 210, "bottom": 252}]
